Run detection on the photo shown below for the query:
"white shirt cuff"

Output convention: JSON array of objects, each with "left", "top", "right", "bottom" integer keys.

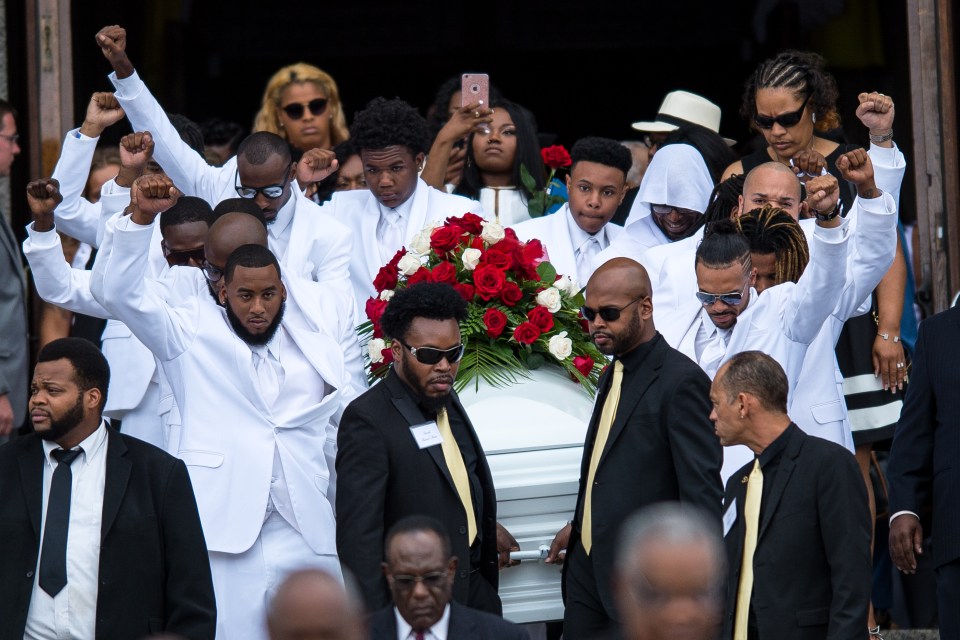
[
  {"left": 67, "top": 127, "right": 98, "bottom": 142},
  {"left": 889, "top": 510, "right": 918, "bottom": 525},
  {"left": 108, "top": 69, "right": 144, "bottom": 99},
  {"left": 25, "top": 222, "right": 60, "bottom": 246}
]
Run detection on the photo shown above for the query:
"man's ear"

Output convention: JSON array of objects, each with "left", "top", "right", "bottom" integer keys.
[
  {"left": 798, "top": 200, "right": 810, "bottom": 220},
  {"left": 748, "top": 268, "right": 758, "bottom": 287},
  {"left": 736, "top": 195, "right": 745, "bottom": 218},
  {"left": 414, "top": 152, "right": 425, "bottom": 172},
  {"left": 381, "top": 561, "right": 391, "bottom": 580},
  {"left": 288, "top": 162, "right": 297, "bottom": 179},
  {"left": 218, "top": 281, "right": 228, "bottom": 305},
  {"left": 84, "top": 388, "right": 103, "bottom": 412}
]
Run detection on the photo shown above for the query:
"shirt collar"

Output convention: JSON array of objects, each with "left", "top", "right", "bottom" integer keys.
[
  {"left": 252, "top": 325, "right": 284, "bottom": 361},
  {"left": 268, "top": 187, "right": 297, "bottom": 238},
  {"left": 566, "top": 206, "right": 608, "bottom": 249},
  {"left": 379, "top": 183, "right": 418, "bottom": 221},
  {"left": 395, "top": 603, "right": 450, "bottom": 640},
  {"left": 42, "top": 419, "right": 109, "bottom": 469},
  {"left": 758, "top": 422, "right": 796, "bottom": 469},
  {"left": 616, "top": 331, "right": 661, "bottom": 373}
]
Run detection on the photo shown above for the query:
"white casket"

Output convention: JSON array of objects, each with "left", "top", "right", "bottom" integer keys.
[{"left": 458, "top": 366, "right": 594, "bottom": 624}]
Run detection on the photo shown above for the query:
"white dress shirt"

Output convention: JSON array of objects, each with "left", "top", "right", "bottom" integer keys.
[
  {"left": 395, "top": 603, "right": 451, "bottom": 640},
  {"left": 377, "top": 196, "right": 416, "bottom": 264},
  {"left": 267, "top": 193, "right": 296, "bottom": 262},
  {"left": 693, "top": 308, "right": 732, "bottom": 379},
  {"left": 567, "top": 213, "right": 611, "bottom": 288},
  {"left": 25, "top": 421, "right": 109, "bottom": 640}
]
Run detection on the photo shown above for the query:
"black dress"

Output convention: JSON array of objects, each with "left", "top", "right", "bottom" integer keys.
[{"left": 741, "top": 143, "right": 903, "bottom": 445}]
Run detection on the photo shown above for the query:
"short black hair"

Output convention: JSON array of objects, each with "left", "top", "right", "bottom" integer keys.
[
  {"left": 212, "top": 198, "right": 268, "bottom": 226},
  {"left": 236, "top": 131, "right": 293, "bottom": 166},
  {"left": 385, "top": 515, "right": 452, "bottom": 561},
  {"left": 719, "top": 351, "right": 789, "bottom": 413},
  {"left": 703, "top": 173, "right": 745, "bottom": 224},
  {"left": 380, "top": 283, "right": 467, "bottom": 342},
  {"left": 168, "top": 113, "right": 206, "bottom": 156},
  {"left": 37, "top": 338, "right": 110, "bottom": 410},
  {"left": 696, "top": 219, "right": 751, "bottom": 271},
  {"left": 350, "top": 97, "right": 430, "bottom": 156},
  {"left": 201, "top": 118, "right": 246, "bottom": 153},
  {"left": 225, "top": 243, "right": 281, "bottom": 283},
  {"left": 159, "top": 196, "right": 213, "bottom": 232},
  {"left": 570, "top": 136, "right": 632, "bottom": 178},
  {"left": 0, "top": 98, "right": 16, "bottom": 122}
]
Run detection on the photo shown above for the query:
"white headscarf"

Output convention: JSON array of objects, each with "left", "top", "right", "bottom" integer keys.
[{"left": 624, "top": 143, "right": 715, "bottom": 227}]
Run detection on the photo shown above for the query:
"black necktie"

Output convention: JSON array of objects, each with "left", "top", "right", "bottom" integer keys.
[{"left": 39, "top": 448, "right": 83, "bottom": 597}]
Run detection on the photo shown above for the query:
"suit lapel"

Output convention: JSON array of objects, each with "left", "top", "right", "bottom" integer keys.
[
  {"left": 758, "top": 426, "right": 802, "bottom": 540},
  {"left": 597, "top": 341, "right": 662, "bottom": 465},
  {"left": 448, "top": 603, "right": 476, "bottom": 637},
  {"left": 18, "top": 437, "right": 45, "bottom": 537},
  {"left": 361, "top": 193, "right": 387, "bottom": 280},
  {"left": 100, "top": 427, "right": 132, "bottom": 542}
]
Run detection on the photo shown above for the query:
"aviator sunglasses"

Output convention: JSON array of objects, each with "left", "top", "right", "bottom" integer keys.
[
  {"left": 752, "top": 94, "right": 811, "bottom": 130},
  {"left": 281, "top": 98, "right": 329, "bottom": 120},
  {"left": 235, "top": 169, "right": 290, "bottom": 200},
  {"left": 398, "top": 341, "right": 465, "bottom": 365},
  {"left": 695, "top": 283, "right": 749, "bottom": 307},
  {"left": 390, "top": 571, "right": 448, "bottom": 591},
  {"left": 581, "top": 294, "right": 646, "bottom": 323},
  {"left": 164, "top": 246, "right": 206, "bottom": 267}
]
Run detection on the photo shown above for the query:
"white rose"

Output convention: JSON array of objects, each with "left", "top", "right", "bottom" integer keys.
[
  {"left": 379, "top": 289, "right": 395, "bottom": 301},
  {"left": 480, "top": 221, "right": 505, "bottom": 245},
  {"left": 408, "top": 231, "right": 431, "bottom": 255},
  {"left": 536, "top": 287, "right": 563, "bottom": 313},
  {"left": 397, "top": 253, "right": 422, "bottom": 276},
  {"left": 368, "top": 338, "right": 387, "bottom": 363},
  {"left": 462, "top": 248, "right": 482, "bottom": 271},
  {"left": 423, "top": 219, "right": 441, "bottom": 231},
  {"left": 554, "top": 274, "right": 577, "bottom": 296},
  {"left": 548, "top": 331, "right": 573, "bottom": 360}
]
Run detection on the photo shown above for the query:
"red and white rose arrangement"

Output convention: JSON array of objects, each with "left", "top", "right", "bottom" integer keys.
[{"left": 359, "top": 212, "right": 605, "bottom": 394}]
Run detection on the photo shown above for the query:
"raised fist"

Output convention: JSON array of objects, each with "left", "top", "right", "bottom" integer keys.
[
  {"left": 837, "top": 148, "right": 875, "bottom": 189},
  {"left": 120, "top": 131, "right": 155, "bottom": 171},
  {"left": 95, "top": 25, "right": 134, "bottom": 78},
  {"left": 805, "top": 173, "right": 840, "bottom": 218},
  {"left": 790, "top": 149, "right": 827, "bottom": 182},
  {"left": 79, "top": 92, "right": 125, "bottom": 138},
  {"left": 856, "top": 92, "right": 895, "bottom": 134},
  {"left": 297, "top": 148, "right": 338, "bottom": 185},
  {"left": 25, "top": 178, "right": 63, "bottom": 232},
  {"left": 130, "top": 174, "right": 181, "bottom": 224}
]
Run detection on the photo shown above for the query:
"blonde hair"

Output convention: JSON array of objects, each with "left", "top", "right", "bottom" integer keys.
[{"left": 252, "top": 63, "right": 349, "bottom": 148}]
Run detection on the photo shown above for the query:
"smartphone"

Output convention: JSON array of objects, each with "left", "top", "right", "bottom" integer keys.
[{"left": 461, "top": 73, "right": 490, "bottom": 108}]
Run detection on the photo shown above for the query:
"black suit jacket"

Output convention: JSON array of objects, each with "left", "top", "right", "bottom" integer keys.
[
  {"left": 721, "top": 425, "right": 871, "bottom": 640},
  {"left": 0, "top": 426, "right": 216, "bottom": 640},
  {"left": 888, "top": 305, "right": 960, "bottom": 569},
  {"left": 367, "top": 602, "right": 530, "bottom": 640},
  {"left": 336, "top": 372, "right": 499, "bottom": 611},
  {"left": 565, "top": 333, "right": 723, "bottom": 618}
]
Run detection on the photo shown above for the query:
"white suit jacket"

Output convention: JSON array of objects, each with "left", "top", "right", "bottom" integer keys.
[
  {"left": 317, "top": 179, "right": 481, "bottom": 310},
  {"left": 511, "top": 204, "right": 623, "bottom": 285},
  {"left": 93, "top": 216, "right": 349, "bottom": 555},
  {"left": 108, "top": 70, "right": 353, "bottom": 287}
]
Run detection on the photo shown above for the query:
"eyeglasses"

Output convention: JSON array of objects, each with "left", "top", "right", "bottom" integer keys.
[
  {"left": 399, "top": 341, "right": 465, "bottom": 365},
  {"left": 390, "top": 571, "right": 448, "bottom": 591},
  {"left": 695, "top": 283, "right": 749, "bottom": 307},
  {"left": 201, "top": 259, "right": 224, "bottom": 282},
  {"left": 281, "top": 98, "right": 329, "bottom": 120},
  {"left": 581, "top": 294, "right": 646, "bottom": 323},
  {"left": 642, "top": 133, "right": 667, "bottom": 149},
  {"left": 650, "top": 204, "right": 700, "bottom": 217},
  {"left": 752, "top": 94, "right": 811, "bottom": 130},
  {"left": 164, "top": 245, "right": 206, "bottom": 267},
  {"left": 235, "top": 169, "right": 290, "bottom": 199},
  {"left": 0, "top": 133, "right": 19, "bottom": 144}
]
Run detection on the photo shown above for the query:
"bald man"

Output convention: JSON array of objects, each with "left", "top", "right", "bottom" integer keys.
[
  {"left": 547, "top": 258, "right": 723, "bottom": 639},
  {"left": 267, "top": 569, "right": 366, "bottom": 640}
]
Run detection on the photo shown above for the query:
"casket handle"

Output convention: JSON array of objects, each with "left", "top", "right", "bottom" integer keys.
[{"left": 510, "top": 545, "right": 555, "bottom": 562}]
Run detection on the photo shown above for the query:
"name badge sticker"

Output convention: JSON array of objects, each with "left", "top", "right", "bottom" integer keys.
[
  {"left": 410, "top": 422, "right": 443, "bottom": 450},
  {"left": 723, "top": 498, "right": 737, "bottom": 537}
]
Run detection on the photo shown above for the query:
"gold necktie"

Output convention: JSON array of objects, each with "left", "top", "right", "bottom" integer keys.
[
  {"left": 733, "top": 459, "right": 763, "bottom": 640},
  {"left": 581, "top": 360, "right": 623, "bottom": 555},
  {"left": 436, "top": 408, "right": 477, "bottom": 544}
]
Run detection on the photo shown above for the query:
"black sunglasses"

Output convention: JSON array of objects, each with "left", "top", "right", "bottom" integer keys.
[
  {"left": 399, "top": 341, "right": 465, "bottom": 365},
  {"left": 235, "top": 169, "right": 290, "bottom": 200},
  {"left": 201, "top": 259, "right": 224, "bottom": 282},
  {"left": 695, "top": 283, "right": 749, "bottom": 307},
  {"left": 390, "top": 571, "right": 448, "bottom": 591},
  {"left": 581, "top": 294, "right": 646, "bottom": 323},
  {"left": 281, "top": 98, "right": 329, "bottom": 120},
  {"left": 752, "top": 94, "right": 811, "bottom": 130},
  {"left": 164, "top": 245, "right": 206, "bottom": 267}
]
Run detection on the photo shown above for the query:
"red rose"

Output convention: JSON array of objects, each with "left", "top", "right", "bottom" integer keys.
[
  {"left": 386, "top": 248, "right": 406, "bottom": 270},
  {"left": 505, "top": 227, "right": 519, "bottom": 242},
  {"left": 373, "top": 346, "right": 394, "bottom": 372},
  {"left": 473, "top": 264, "right": 506, "bottom": 300},
  {"left": 483, "top": 308, "right": 508, "bottom": 338},
  {"left": 499, "top": 281, "right": 523, "bottom": 307},
  {"left": 513, "top": 322, "right": 542, "bottom": 345},
  {"left": 527, "top": 305, "right": 554, "bottom": 332},
  {"left": 407, "top": 267, "right": 432, "bottom": 286},
  {"left": 430, "top": 261, "right": 458, "bottom": 285},
  {"left": 373, "top": 265, "right": 398, "bottom": 293},
  {"left": 494, "top": 235, "right": 520, "bottom": 256},
  {"left": 573, "top": 355, "right": 595, "bottom": 378},
  {"left": 481, "top": 249, "right": 513, "bottom": 271},
  {"left": 451, "top": 212, "right": 484, "bottom": 235},
  {"left": 365, "top": 297, "right": 388, "bottom": 326},
  {"left": 579, "top": 316, "right": 590, "bottom": 334},
  {"left": 541, "top": 145, "right": 572, "bottom": 169},
  {"left": 517, "top": 239, "right": 545, "bottom": 268},
  {"left": 431, "top": 226, "right": 463, "bottom": 253},
  {"left": 453, "top": 283, "right": 475, "bottom": 301},
  {"left": 469, "top": 236, "right": 484, "bottom": 250}
]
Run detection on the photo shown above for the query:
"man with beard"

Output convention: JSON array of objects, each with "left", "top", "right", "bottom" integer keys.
[
  {"left": 336, "top": 283, "right": 512, "bottom": 615},
  {"left": 94, "top": 177, "right": 352, "bottom": 640},
  {"left": 0, "top": 338, "right": 215, "bottom": 638},
  {"left": 545, "top": 258, "right": 723, "bottom": 640}
]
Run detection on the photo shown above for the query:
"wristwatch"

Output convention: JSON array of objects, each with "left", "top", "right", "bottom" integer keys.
[{"left": 814, "top": 201, "right": 842, "bottom": 222}]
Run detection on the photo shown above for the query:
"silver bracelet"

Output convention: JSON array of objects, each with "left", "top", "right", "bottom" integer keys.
[
  {"left": 879, "top": 332, "right": 901, "bottom": 343},
  {"left": 869, "top": 129, "right": 894, "bottom": 143}
]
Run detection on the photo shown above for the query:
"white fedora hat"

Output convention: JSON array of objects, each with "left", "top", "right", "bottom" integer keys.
[{"left": 632, "top": 90, "right": 736, "bottom": 145}]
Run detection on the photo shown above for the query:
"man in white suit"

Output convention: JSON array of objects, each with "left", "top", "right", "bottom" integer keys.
[
  {"left": 93, "top": 174, "right": 351, "bottom": 640},
  {"left": 316, "top": 97, "right": 483, "bottom": 310},
  {"left": 96, "top": 25, "right": 354, "bottom": 289},
  {"left": 513, "top": 137, "right": 629, "bottom": 288}
]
